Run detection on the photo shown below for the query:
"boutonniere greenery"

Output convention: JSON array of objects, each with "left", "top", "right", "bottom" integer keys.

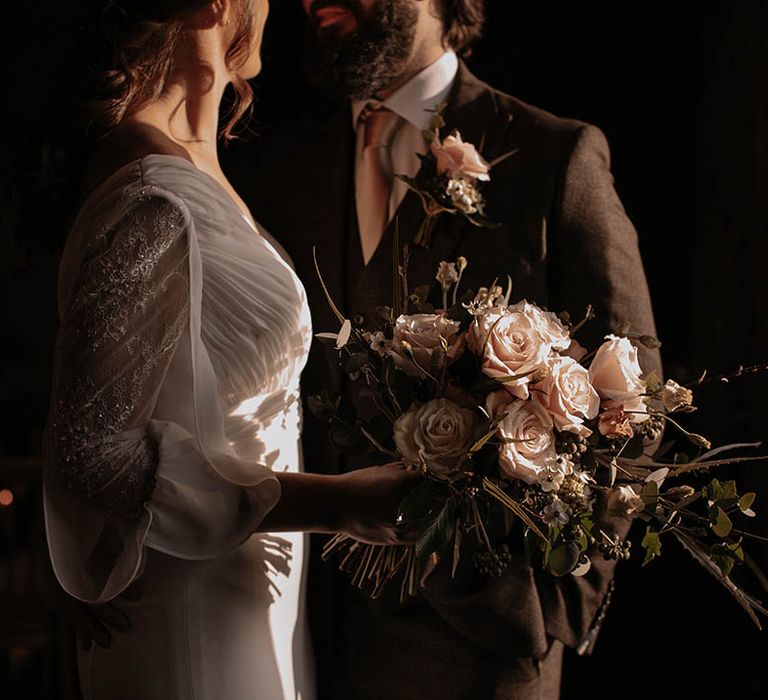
[{"left": 397, "top": 103, "right": 517, "bottom": 248}]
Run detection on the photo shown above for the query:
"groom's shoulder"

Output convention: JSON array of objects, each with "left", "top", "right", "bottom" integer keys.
[
  {"left": 491, "top": 85, "right": 598, "bottom": 145},
  {"left": 469, "top": 71, "right": 607, "bottom": 157}
]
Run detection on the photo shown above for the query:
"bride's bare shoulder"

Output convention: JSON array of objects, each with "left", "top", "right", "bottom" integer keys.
[{"left": 80, "top": 123, "right": 191, "bottom": 198}]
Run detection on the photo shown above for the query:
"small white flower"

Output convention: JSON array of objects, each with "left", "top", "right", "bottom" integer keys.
[
  {"left": 446, "top": 177, "right": 481, "bottom": 214},
  {"left": 367, "top": 331, "right": 389, "bottom": 357},
  {"left": 538, "top": 454, "right": 574, "bottom": 493},
  {"left": 462, "top": 285, "right": 505, "bottom": 316},
  {"left": 436, "top": 261, "right": 459, "bottom": 290},
  {"left": 543, "top": 498, "right": 571, "bottom": 526}
]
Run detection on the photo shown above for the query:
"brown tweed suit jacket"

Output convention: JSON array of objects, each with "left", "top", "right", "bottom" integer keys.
[{"left": 231, "top": 62, "right": 662, "bottom": 700}]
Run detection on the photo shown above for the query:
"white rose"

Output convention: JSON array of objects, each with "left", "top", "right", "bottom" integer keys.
[
  {"left": 531, "top": 356, "right": 600, "bottom": 436},
  {"left": 394, "top": 398, "right": 477, "bottom": 479},
  {"left": 589, "top": 335, "right": 649, "bottom": 422},
  {"left": 390, "top": 314, "right": 463, "bottom": 376},
  {"left": 496, "top": 399, "right": 557, "bottom": 484}
]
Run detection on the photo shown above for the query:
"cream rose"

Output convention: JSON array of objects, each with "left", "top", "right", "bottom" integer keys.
[
  {"left": 661, "top": 379, "right": 693, "bottom": 413},
  {"left": 607, "top": 484, "right": 645, "bottom": 520},
  {"left": 469, "top": 301, "right": 569, "bottom": 399},
  {"left": 496, "top": 399, "right": 557, "bottom": 484},
  {"left": 431, "top": 132, "right": 490, "bottom": 181},
  {"left": 394, "top": 398, "right": 477, "bottom": 478},
  {"left": 589, "top": 335, "right": 649, "bottom": 422},
  {"left": 531, "top": 356, "right": 600, "bottom": 436},
  {"left": 390, "top": 313, "right": 463, "bottom": 376}
]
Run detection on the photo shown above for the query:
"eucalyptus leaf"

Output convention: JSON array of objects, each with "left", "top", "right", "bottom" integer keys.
[
  {"left": 397, "top": 480, "right": 442, "bottom": 525},
  {"left": 547, "top": 543, "right": 581, "bottom": 577},
  {"left": 642, "top": 480, "right": 659, "bottom": 506},
  {"left": 641, "top": 527, "right": 662, "bottom": 566},
  {"left": 414, "top": 500, "right": 457, "bottom": 571},
  {"left": 739, "top": 492, "right": 756, "bottom": 514},
  {"left": 703, "top": 478, "right": 739, "bottom": 508},
  {"left": 711, "top": 506, "right": 733, "bottom": 538}
]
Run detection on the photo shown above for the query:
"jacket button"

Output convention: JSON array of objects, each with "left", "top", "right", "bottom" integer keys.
[{"left": 352, "top": 314, "right": 365, "bottom": 327}]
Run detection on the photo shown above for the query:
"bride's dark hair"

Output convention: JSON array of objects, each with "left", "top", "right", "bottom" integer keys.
[{"left": 5, "top": 0, "right": 257, "bottom": 254}]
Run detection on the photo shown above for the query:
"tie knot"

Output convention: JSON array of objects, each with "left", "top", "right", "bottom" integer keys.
[{"left": 358, "top": 104, "right": 398, "bottom": 149}]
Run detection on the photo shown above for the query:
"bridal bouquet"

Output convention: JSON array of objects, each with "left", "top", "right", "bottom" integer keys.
[{"left": 310, "top": 253, "right": 768, "bottom": 629}]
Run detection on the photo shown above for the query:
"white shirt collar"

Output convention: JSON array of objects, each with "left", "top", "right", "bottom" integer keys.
[{"left": 352, "top": 51, "right": 459, "bottom": 131}]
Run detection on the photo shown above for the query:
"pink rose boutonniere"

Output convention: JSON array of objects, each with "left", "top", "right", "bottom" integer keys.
[{"left": 397, "top": 103, "right": 517, "bottom": 248}]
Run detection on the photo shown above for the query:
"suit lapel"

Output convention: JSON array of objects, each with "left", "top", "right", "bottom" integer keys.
[
  {"left": 393, "top": 63, "right": 515, "bottom": 303},
  {"left": 350, "top": 62, "right": 517, "bottom": 316}
]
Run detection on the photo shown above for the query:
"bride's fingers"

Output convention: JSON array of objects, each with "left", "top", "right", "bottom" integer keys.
[
  {"left": 70, "top": 603, "right": 111, "bottom": 650},
  {"left": 87, "top": 602, "right": 131, "bottom": 633}
]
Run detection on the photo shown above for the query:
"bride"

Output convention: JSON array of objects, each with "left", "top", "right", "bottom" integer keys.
[{"left": 41, "top": 1, "right": 417, "bottom": 698}]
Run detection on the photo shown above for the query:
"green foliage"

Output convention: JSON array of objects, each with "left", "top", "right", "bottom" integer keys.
[
  {"left": 641, "top": 527, "right": 662, "bottom": 566},
  {"left": 709, "top": 541, "right": 745, "bottom": 577},
  {"left": 710, "top": 506, "right": 733, "bottom": 538},
  {"left": 703, "top": 478, "right": 740, "bottom": 509},
  {"left": 397, "top": 479, "right": 445, "bottom": 525},
  {"left": 306, "top": 390, "right": 338, "bottom": 424},
  {"left": 547, "top": 542, "right": 581, "bottom": 577},
  {"left": 414, "top": 499, "right": 457, "bottom": 572},
  {"left": 641, "top": 480, "right": 659, "bottom": 507}
]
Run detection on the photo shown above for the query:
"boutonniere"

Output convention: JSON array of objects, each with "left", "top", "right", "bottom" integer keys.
[{"left": 396, "top": 103, "right": 517, "bottom": 248}]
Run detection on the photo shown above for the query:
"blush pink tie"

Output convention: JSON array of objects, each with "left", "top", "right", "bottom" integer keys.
[{"left": 355, "top": 104, "right": 400, "bottom": 265}]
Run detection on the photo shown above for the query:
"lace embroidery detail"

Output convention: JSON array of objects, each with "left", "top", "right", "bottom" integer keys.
[{"left": 48, "top": 195, "right": 189, "bottom": 521}]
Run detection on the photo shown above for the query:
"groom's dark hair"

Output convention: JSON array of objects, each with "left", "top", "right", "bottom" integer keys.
[{"left": 436, "top": 0, "right": 485, "bottom": 55}]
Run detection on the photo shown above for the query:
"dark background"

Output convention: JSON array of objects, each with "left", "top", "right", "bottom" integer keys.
[{"left": 2, "top": 0, "right": 767, "bottom": 697}]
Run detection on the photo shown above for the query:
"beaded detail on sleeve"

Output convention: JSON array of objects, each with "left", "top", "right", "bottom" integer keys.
[{"left": 47, "top": 193, "right": 190, "bottom": 522}]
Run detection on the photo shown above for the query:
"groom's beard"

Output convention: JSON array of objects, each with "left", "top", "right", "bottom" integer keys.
[{"left": 305, "top": 0, "right": 418, "bottom": 100}]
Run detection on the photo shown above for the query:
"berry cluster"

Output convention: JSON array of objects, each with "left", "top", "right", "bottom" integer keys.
[
  {"left": 638, "top": 413, "right": 665, "bottom": 442},
  {"left": 473, "top": 544, "right": 512, "bottom": 577},
  {"left": 598, "top": 538, "right": 632, "bottom": 561},
  {"left": 555, "top": 432, "right": 590, "bottom": 463}
]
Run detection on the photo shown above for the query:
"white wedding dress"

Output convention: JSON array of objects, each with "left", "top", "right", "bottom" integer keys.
[{"left": 42, "top": 154, "right": 316, "bottom": 699}]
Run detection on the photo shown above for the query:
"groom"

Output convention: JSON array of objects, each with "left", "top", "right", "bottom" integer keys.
[{"left": 232, "top": 0, "right": 662, "bottom": 698}]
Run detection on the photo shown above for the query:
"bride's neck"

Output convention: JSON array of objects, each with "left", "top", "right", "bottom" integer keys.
[{"left": 123, "top": 35, "right": 230, "bottom": 166}]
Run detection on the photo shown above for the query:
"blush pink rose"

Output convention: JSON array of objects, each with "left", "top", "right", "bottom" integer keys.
[
  {"left": 391, "top": 313, "right": 463, "bottom": 377},
  {"left": 531, "top": 356, "right": 600, "bottom": 436},
  {"left": 431, "top": 132, "right": 490, "bottom": 181},
  {"left": 589, "top": 335, "right": 649, "bottom": 422},
  {"left": 468, "top": 301, "right": 570, "bottom": 399},
  {"left": 496, "top": 399, "right": 557, "bottom": 485},
  {"left": 508, "top": 301, "right": 571, "bottom": 352}
]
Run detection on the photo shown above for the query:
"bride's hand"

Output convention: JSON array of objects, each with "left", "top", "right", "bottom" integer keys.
[
  {"left": 260, "top": 465, "right": 422, "bottom": 543},
  {"left": 335, "top": 463, "right": 423, "bottom": 545}
]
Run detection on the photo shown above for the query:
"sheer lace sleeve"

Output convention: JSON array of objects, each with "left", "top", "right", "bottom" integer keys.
[
  {"left": 43, "top": 183, "right": 281, "bottom": 603},
  {"left": 46, "top": 194, "right": 189, "bottom": 522}
]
